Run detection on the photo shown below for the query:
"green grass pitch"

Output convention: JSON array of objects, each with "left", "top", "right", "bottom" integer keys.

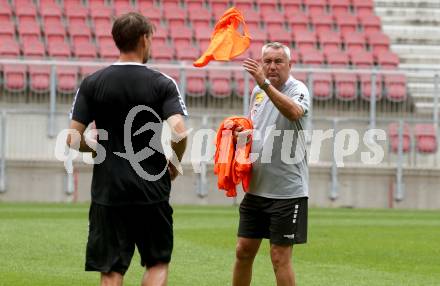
[{"left": 0, "top": 203, "right": 439, "bottom": 286}]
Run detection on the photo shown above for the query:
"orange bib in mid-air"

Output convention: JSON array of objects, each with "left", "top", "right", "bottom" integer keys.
[{"left": 193, "top": 7, "right": 250, "bottom": 67}]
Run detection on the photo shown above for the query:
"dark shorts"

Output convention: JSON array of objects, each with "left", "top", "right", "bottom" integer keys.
[
  {"left": 85, "top": 201, "right": 173, "bottom": 275},
  {"left": 238, "top": 193, "right": 308, "bottom": 245}
]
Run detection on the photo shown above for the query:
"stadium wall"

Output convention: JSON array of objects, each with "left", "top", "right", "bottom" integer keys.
[{"left": 1, "top": 160, "right": 439, "bottom": 209}]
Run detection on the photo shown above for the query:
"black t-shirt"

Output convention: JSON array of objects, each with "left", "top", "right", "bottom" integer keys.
[{"left": 70, "top": 62, "right": 187, "bottom": 206}]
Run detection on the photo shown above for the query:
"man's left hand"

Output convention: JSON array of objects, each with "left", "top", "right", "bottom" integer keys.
[{"left": 243, "top": 58, "right": 265, "bottom": 87}]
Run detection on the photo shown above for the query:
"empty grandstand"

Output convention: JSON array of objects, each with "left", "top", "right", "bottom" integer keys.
[{"left": 0, "top": 0, "right": 439, "bottom": 208}]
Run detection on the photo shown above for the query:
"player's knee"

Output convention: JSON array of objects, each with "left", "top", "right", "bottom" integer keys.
[
  {"left": 235, "top": 243, "right": 257, "bottom": 261},
  {"left": 270, "top": 247, "right": 291, "bottom": 270}
]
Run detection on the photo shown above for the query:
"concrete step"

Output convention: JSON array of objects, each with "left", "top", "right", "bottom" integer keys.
[
  {"left": 415, "top": 101, "right": 440, "bottom": 115},
  {"left": 383, "top": 25, "right": 440, "bottom": 45},
  {"left": 399, "top": 53, "right": 440, "bottom": 65},
  {"left": 376, "top": 8, "right": 440, "bottom": 26},
  {"left": 392, "top": 44, "right": 440, "bottom": 57},
  {"left": 375, "top": 0, "right": 440, "bottom": 9}
]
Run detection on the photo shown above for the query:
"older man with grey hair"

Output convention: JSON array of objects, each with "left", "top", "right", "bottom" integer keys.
[{"left": 232, "top": 42, "right": 310, "bottom": 286}]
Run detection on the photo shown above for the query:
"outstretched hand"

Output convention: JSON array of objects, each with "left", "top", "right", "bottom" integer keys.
[{"left": 243, "top": 58, "right": 265, "bottom": 87}]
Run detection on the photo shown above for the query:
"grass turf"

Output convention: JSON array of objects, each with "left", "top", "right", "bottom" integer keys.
[{"left": 0, "top": 204, "right": 439, "bottom": 286}]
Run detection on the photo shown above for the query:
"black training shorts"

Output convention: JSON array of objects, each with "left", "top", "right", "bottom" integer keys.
[
  {"left": 238, "top": 193, "right": 308, "bottom": 245},
  {"left": 85, "top": 201, "right": 173, "bottom": 274}
]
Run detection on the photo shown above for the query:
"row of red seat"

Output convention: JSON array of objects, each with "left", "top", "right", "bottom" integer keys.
[
  {"left": 388, "top": 123, "right": 438, "bottom": 154},
  {"left": 0, "top": 0, "right": 377, "bottom": 17},
  {"left": 0, "top": 65, "right": 406, "bottom": 103}
]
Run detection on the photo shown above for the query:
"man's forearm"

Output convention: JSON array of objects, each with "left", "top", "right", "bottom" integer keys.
[{"left": 265, "top": 85, "right": 304, "bottom": 121}]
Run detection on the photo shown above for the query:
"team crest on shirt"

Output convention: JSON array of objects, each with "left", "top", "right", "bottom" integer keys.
[{"left": 255, "top": 91, "right": 265, "bottom": 104}]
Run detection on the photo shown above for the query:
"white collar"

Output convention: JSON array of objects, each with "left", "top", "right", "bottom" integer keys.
[{"left": 112, "top": 62, "right": 146, "bottom": 66}]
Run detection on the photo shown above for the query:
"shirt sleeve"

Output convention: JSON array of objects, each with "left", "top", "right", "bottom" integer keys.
[
  {"left": 288, "top": 82, "right": 310, "bottom": 117},
  {"left": 69, "top": 78, "right": 93, "bottom": 125},
  {"left": 161, "top": 79, "right": 188, "bottom": 120}
]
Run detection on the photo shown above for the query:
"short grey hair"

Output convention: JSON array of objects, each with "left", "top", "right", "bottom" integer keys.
[{"left": 261, "top": 42, "right": 291, "bottom": 60}]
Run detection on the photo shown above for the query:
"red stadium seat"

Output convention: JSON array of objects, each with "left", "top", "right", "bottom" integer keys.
[
  {"left": 248, "top": 27, "right": 267, "bottom": 46},
  {"left": 3, "top": 64, "right": 27, "bottom": 92},
  {"left": 305, "top": 0, "right": 327, "bottom": 15},
  {"left": 310, "top": 13, "right": 334, "bottom": 33},
  {"left": 187, "top": 0, "right": 204, "bottom": 10},
  {"left": 267, "top": 27, "right": 291, "bottom": 46},
  {"left": 162, "top": 0, "right": 180, "bottom": 9},
  {"left": 249, "top": 45, "right": 262, "bottom": 60},
  {"left": 15, "top": 5, "right": 37, "bottom": 23},
  {"left": 29, "top": 65, "right": 51, "bottom": 93},
  {"left": 139, "top": 6, "right": 162, "bottom": 27},
  {"left": 258, "top": 0, "right": 278, "bottom": 13},
  {"left": 375, "top": 50, "right": 399, "bottom": 69},
  {"left": 39, "top": 4, "right": 62, "bottom": 23},
  {"left": 335, "top": 13, "right": 358, "bottom": 34},
  {"left": 294, "top": 30, "right": 317, "bottom": 50},
  {"left": 152, "top": 25, "right": 169, "bottom": 45},
  {"left": 56, "top": 66, "right": 78, "bottom": 94},
  {"left": 194, "top": 27, "right": 211, "bottom": 51},
  {"left": 293, "top": 71, "right": 308, "bottom": 83},
  {"left": 65, "top": 4, "right": 89, "bottom": 26},
  {"left": 18, "top": 21, "right": 41, "bottom": 42},
  {"left": 0, "top": 2, "right": 12, "bottom": 21},
  {"left": 367, "top": 32, "right": 390, "bottom": 53},
  {"left": 414, "top": 124, "right": 437, "bottom": 153},
  {"left": 350, "top": 50, "right": 374, "bottom": 68},
  {"left": 384, "top": 74, "right": 407, "bottom": 102},
  {"left": 209, "top": 0, "right": 229, "bottom": 12},
  {"left": 22, "top": 39, "right": 45, "bottom": 58},
  {"left": 175, "top": 46, "right": 199, "bottom": 61},
  {"left": 233, "top": 70, "right": 256, "bottom": 97},
  {"left": 343, "top": 32, "right": 366, "bottom": 52},
  {"left": 286, "top": 12, "right": 309, "bottom": 32},
  {"left": 169, "top": 26, "right": 193, "bottom": 46},
  {"left": 94, "top": 21, "right": 112, "bottom": 39},
  {"left": 234, "top": 0, "right": 254, "bottom": 12},
  {"left": 138, "top": 0, "right": 154, "bottom": 10},
  {"left": 0, "top": 39, "right": 20, "bottom": 57},
  {"left": 388, "top": 122, "right": 411, "bottom": 153},
  {"left": 318, "top": 31, "right": 342, "bottom": 53},
  {"left": 47, "top": 41, "right": 71, "bottom": 59},
  {"left": 325, "top": 51, "right": 349, "bottom": 67},
  {"left": 359, "top": 73, "right": 383, "bottom": 101},
  {"left": 209, "top": 70, "right": 233, "bottom": 98},
  {"left": 151, "top": 43, "right": 174, "bottom": 62},
  {"left": 328, "top": 0, "right": 350, "bottom": 15},
  {"left": 73, "top": 42, "right": 97, "bottom": 60},
  {"left": 44, "top": 24, "right": 66, "bottom": 43},
  {"left": 97, "top": 36, "right": 113, "bottom": 47},
  {"left": 163, "top": 7, "right": 187, "bottom": 27},
  {"left": 334, "top": 73, "right": 357, "bottom": 101},
  {"left": 301, "top": 49, "right": 324, "bottom": 67},
  {"left": 114, "top": 3, "right": 136, "bottom": 17},
  {"left": 242, "top": 9, "right": 260, "bottom": 30},
  {"left": 352, "top": 0, "right": 374, "bottom": 17},
  {"left": 90, "top": 5, "right": 113, "bottom": 27},
  {"left": 188, "top": 8, "right": 211, "bottom": 29},
  {"left": 186, "top": 69, "right": 207, "bottom": 97},
  {"left": 312, "top": 73, "right": 333, "bottom": 100},
  {"left": 290, "top": 50, "right": 301, "bottom": 64},
  {"left": 279, "top": 0, "right": 302, "bottom": 14},
  {"left": 359, "top": 14, "right": 381, "bottom": 33},
  {"left": 99, "top": 43, "right": 119, "bottom": 61},
  {"left": 0, "top": 21, "right": 15, "bottom": 39},
  {"left": 262, "top": 10, "right": 286, "bottom": 30},
  {"left": 69, "top": 24, "right": 92, "bottom": 46}
]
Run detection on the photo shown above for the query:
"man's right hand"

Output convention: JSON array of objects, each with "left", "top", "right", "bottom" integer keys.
[{"left": 234, "top": 126, "right": 252, "bottom": 145}]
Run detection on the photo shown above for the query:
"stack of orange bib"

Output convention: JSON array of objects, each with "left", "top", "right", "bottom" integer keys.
[
  {"left": 193, "top": 7, "right": 250, "bottom": 67},
  {"left": 214, "top": 116, "right": 253, "bottom": 197}
]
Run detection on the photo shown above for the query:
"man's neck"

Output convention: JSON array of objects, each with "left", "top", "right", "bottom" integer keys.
[{"left": 118, "top": 52, "right": 143, "bottom": 63}]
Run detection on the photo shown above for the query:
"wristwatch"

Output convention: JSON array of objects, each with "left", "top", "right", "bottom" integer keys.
[{"left": 259, "top": 78, "right": 271, "bottom": 90}]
